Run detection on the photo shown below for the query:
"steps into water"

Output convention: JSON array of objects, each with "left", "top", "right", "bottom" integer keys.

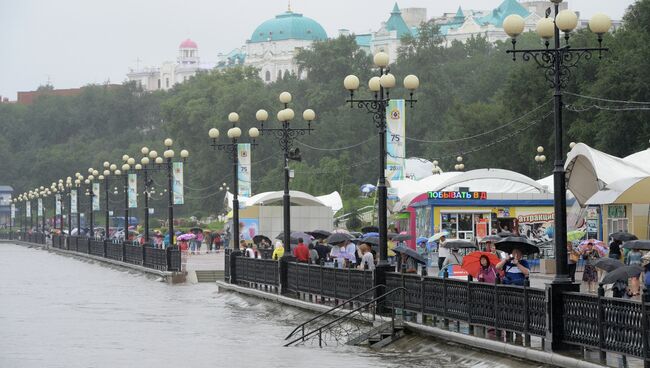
[
  {"left": 195, "top": 270, "right": 223, "bottom": 283},
  {"left": 346, "top": 320, "right": 405, "bottom": 348}
]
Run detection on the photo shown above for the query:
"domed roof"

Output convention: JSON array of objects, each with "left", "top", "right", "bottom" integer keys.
[
  {"left": 179, "top": 39, "right": 198, "bottom": 49},
  {"left": 249, "top": 10, "right": 327, "bottom": 43}
]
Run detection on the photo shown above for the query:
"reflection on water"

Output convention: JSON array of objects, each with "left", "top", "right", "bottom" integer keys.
[{"left": 0, "top": 244, "right": 547, "bottom": 368}]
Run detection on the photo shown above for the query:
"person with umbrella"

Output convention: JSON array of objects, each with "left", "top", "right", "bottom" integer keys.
[
  {"left": 437, "top": 235, "right": 448, "bottom": 270},
  {"left": 496, "top": 249, "right": 530, "bottom": 286},
  {"left": 442, "top": 247, "right": 463, "bottom": 269},
  {"left": 580, "top": 241, "right": 600, "bottom": 293},
  {"left": 568, "top": 241, "right": 580, "bottom": 282},
  {"left": 476, "top": 254, "right": 499, "bottom": 283},
  {"left": 314, "top": 238, "right": 330, "bottom": 262},
  {"left": 625, "top": 244, "right": 643, "bottom": 296}
]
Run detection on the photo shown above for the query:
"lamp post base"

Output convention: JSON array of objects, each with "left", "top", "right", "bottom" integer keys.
[{"left": 545, "top": 281, "right": 579, "bottom": 352}]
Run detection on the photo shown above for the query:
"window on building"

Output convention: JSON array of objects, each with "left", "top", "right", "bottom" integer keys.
[
  {"left": 441, "top": 212, "right": 491, "bottom": 240},
  {"left": 265, "top": 71, "right": 271, "bottom": 81},
  {"left": 157, "top": 79, "right": 161, "bottom": 89},
  {"left": 277, "top": 70, "right": 282, "bottom": 80},
  {"left": 415, "top": 207, "right": 432, "bottom": 238},
  {"left": 166, "top": 78, "right": 169, "bottom": 88},
  {"left": 284, "top": 70, "right": 290, "bottom": 78},
  {"left": 608, "top": 218, "right": 628, "bottom": 234}
]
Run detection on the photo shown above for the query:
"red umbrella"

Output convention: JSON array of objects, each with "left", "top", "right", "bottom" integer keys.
[{"left": 462, "top": 251, "right": 501, "bottom": 278}]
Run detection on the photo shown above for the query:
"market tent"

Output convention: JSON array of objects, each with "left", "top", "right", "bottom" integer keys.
[
  {"left": 225, "top": 190, "right": 337, "bottom": 210},
  {"left": 623, "top": 148, "right": 650, "bottom": 171},
  {"left": 315, "top": 192, "right": 343, "bottom": 214},
  {"left": 565, "top": 143, "right": 650, "bottom": 206},
  {"left": 586, "top": 177, "right": 650, "bottom": 205}
]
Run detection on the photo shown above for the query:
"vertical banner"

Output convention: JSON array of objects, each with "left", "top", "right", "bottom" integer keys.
[
  {"left": 172, "top": 162, "right": 184, "bottom": 205},
  {"left": 128, "top": 174, "right": 137, "bottom": 208},
  {"left": 11, "top": 203, "right": 15, "bottom": 219},
  {"left": 237, "top": 143, "right": 252, "bottom": 199},
  {"left": 55, "top": 194, "right": 61, "bottom": 215},
  {"left": 37, "top": 198, "right": 43, "bottom": 217},
  {"left": 26, "top": 201, "right": 32, "bottom": 217},
  {"left": 92, "top": 183, "right": 100, "bottom": 211},
  {"left": 386, "top": 99, "right": 406, "bottom": 181},
  {"left": 71, "top": 190, "right": 78, "bottom": 214}
]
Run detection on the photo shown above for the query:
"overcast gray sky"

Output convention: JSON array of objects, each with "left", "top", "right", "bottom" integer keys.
[{"left": 0, "top": 0, "right": 635, "bottom": 100}]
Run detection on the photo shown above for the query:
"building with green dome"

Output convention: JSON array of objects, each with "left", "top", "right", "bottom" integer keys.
[{"left": 242, "top": 6, "right": 328, "bottom": 83}]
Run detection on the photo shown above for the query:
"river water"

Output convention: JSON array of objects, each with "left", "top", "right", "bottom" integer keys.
[{"left": 0, "top": 243, "right": 548, "bottom": 368}]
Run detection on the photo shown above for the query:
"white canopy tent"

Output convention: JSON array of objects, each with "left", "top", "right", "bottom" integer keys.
[
  {"left": 226, "top": 190, "right": 342, "bottom": 213},
  {"left": 565, "top": 143, "right": 650, "bottom": 206}
]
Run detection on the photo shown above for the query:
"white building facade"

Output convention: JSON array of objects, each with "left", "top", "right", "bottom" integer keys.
[{"left": 127, "top": 39, "right": 207, "bottom": 91}]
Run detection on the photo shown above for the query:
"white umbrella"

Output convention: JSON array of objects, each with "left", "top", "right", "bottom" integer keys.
[{"left": 429, "top": 231, "right": 449, "bottom": 242}]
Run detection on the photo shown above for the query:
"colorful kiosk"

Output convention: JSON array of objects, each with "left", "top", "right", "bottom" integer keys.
[{"left": 391, "top": 169, "right": 554, "bottom": 248}]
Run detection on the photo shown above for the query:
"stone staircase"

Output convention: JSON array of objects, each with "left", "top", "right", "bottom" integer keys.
[
  {"left": 195, "top": 270, "right": 224, "bottom": 283},
  {"left": 346, "top": 320, "right": 405, "bottom": 348}
]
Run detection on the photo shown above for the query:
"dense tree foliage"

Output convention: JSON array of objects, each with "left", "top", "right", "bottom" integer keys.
[{"left": 1, "top": 1, "right": 649, "bottom": 218}]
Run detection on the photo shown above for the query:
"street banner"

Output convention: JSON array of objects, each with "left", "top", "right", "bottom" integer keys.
[
  {"left": 92, "top": 183, "right": 100, "bottom": 211},
  {"left": 11, "top": 203, "right": 15, "bottom": 219},
  {"left": 37, "top": 198, "right": 43, "bottom": 217},
  {"left": 71, "top": 190, "right": 77, "bottom": 214},
  {"left": 55, "top": 194, "right": 61, "bottom": 215},
  {"left": 128, "top": 174, "right": 137, "bottom": 208},
  {"left": 172, "top": 162, "right": 184, "bottom": 205},
  {"left": 26, "top": 201, "right": 32, "bottom": 217},
  {"left": 386, "top": 99, "right": 406, "bottom": 181},
  {"left": 238, "top": 143, "right": 252, "bottom": 199}
]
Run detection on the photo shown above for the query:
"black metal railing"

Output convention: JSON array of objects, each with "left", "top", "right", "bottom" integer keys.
[
  {"left": 287, "top": 262, "right": 374, "bottom": 301},
  {"left": 562, "top": 291, "right": 648, "bottom": 363},
  {"left": 224, "top": 248, "right": 231, "bottom": 282},
  {"left": 89, "top": 239, "right": 105, "bottom": 257},
  {"left": 124, "top": 243, "right": 144, "bottom": 265},
  {"left": 383, "top": 272, "right": 547, "bottom": 338},
  {"left": 168, "top": 247, "right": 181, "bottom": 272},
  {"left": 106, "top": 241, "right": 123, "bottom": 261},
  {"left": 77, "top": 237, "right": 90, "bottom": 254},
  {"left": 143, "top": 246, "right": 168, "bottom": 271},
  {"left": 235, "top": 256, "right": 279, "bottom": 286}
]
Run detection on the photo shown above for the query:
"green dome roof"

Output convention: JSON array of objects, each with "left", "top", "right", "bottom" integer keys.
[{"left": 249, "top": 11, "right": 327, "bottom": 43}]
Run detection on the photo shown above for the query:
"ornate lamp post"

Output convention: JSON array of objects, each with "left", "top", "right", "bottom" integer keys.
[
  {"left": 208, "top": 112, "right": 259, "bottom": 249},
  {"left": 255, "top": 92, "right": 316, "bottom": 252},
  {"left": 84, "top": 167, "right": 100, "bottom": 238},
  {"left": 503, "top": 3, "right": 611, "bottom": 285},
  {"left": 343, "top": 52, "right": 419, "bottom": 268},
  {"left": 74, "top": 173, "right": 83, "bottom": 234},
  {"left": 65, "top": 176, "right": 73, "bottom": 235},
  {"left": 454, "top": 156, "right": 465, "bottom": 171},
  {"left": 102, "top": 163, "right": 121, "bottom": 240},
  {"left": 161, "top": 138, "right": 189, "bottom": 248},
  {"left": 120, "top": 155, "right": 137, "bottom": 241},
  {"left": 137, "top": 147, "right": 164, "bottom": 245},
  {"left": 534, "top": 146, "right": 547, "bottom": 179}
]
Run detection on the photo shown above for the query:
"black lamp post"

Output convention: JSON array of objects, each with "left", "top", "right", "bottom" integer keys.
[
  {"left": 208, "top": 112, "right": 259, "bottom": 250},
  {"left": 101, "top": 162, "right": 119, "bottom": 240},
  {"left": 161, "top": 138, "right": 189, "bottom": 248},
  {"left": 66, "top": 177, "right": 73, "bottom": 236},
  {"left": 255, "top": 93, "right": 316, "bottom": 252},
  {"left": 74, "top": 174, "right": 83, "bottom": 234},
  {"left": 119, "top": 155, "right": 138, "bottom": 242},
  {"left": 534, "top": 146, "right": 547, "bottom": 180},
  {"left": 136, "top": 147, "right": 165, "bottom": 245},
  {"left": 503, "top": 3, "right": 611, "bottom": 284},
  {"left": 343, "top": 52, "right": 419, "bottom": 268}
]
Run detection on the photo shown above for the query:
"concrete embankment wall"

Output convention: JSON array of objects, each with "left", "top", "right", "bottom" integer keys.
[
  {"left": 1, "top": 240, "right": 185, "bottom": 283},
  {"left": 215, "top": 281, "right": 606, "bottom": 368}
]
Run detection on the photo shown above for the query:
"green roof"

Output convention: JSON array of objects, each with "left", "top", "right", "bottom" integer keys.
[
  {"left": 249, "top": 11, "right": 327, "bottom": 43},
  {"left": 455, "top": 6, "right": 464, "bottom": 20},
  {"left": 355, "top": 34, "right": 372, "bottom": 48},
  {"left": 478, "top": 0, "right": 530, "bottom": 27},
  {"left": 384, "top": 3, "right": 412, "bottom": 38}
]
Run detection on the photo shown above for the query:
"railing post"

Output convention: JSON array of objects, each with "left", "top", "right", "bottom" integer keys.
[
  {"left": 103, "top": 240, "right": 107, "bottom": 258},
  {"left": 443, "top": 269, "right": 449, "bottom": 327},
  {"left": 230, "top": 249, "right": 241, "bottom": 284},
  {"left": 524, "top": 278, "right": 531, "bottom": 347},
  {"left": 122, "top": 241, "right": 126, "bottom": 262},
  {"left": 279, "top": 254, "right": 289, "bottom": 294},
  {"left": 142, "top": 245, "right": 146, "bottom": 266},
  {"left": 642, "top": 288, "right": 650, "bottom": 368},
  {"left": 597, "top": 283, "right": 606, "bottom": 364},
  {"left": 545, "top": 280, "right": 580, "bottom": 352},
  {"left": 467, "top": 275, "right": 474, "bottom": 336},
  {"left": 319, "top": 259, "right": 324, "bottom": 303}
]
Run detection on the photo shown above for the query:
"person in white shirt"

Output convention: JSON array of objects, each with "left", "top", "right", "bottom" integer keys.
[{"left": 358, "top": 243, "right": 375, "bottom": 271}]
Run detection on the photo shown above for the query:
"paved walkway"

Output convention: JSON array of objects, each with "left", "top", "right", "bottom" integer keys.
[{"left": 183, "top": 244, "right": 225, "bottom": 271}]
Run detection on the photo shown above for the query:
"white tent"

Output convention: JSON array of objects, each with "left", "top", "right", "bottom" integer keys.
[
  {"left": 565, "top": 143, "right": 650, "bottom": 206},
  {"left": 623, "top": 148, "right": 650, "bottom": 171},
  {"left": 226, "top": 190, "right": 341, "bottom": 212}
]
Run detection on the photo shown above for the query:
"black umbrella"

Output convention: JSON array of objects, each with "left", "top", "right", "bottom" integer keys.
[
  {"left": 601, "top": 265, "right": 643, "bottom": 285},
  {"left": 393, "top": 245, "right": 426, "bottom": 264},
  {"left": 480, "top": 235, "right": 503, "bottom": 243},
  {"left": 361, "top": 226, "right": 379, "bottom": 233},
  {"left": 495, "top": 236, "right": 540, "bottom": 255},
  {"left": 253, "top": 235, "right": 272, "bottom": 246},
  {"left": 276, "top": 231, "right": 313, "bottom": 245},
  {"left": 443, "top": 239, "right": 477, "bottom": 249},
  {"left": 387, "top": 232, "right": 399, "bottom": 240},
  {"left": 611, "top": 232, "right": 638, "bottom": 242},
  {"left": 392, "top": 234, "right": 412, "bottom": 242},
  {"left": 189, "top": 227, "right": 203, "bottom": 233},
  {"left": 497, "top": 231, "right": 513, "bottom": 237},
  {"left": 355, "top": 236, "right": 379, "bottom": 246},
  {"left": 622, "top": 240, "right": 650, "bottom": 251},
  {"left": 307, "top": 230, "right": 331, "bottom": 239},
  {"left": 590, "top": 258, "right": 624, "bottom": 272},
  {"left": 326, "top": 232, "right": 353, "bottom": 245}
]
